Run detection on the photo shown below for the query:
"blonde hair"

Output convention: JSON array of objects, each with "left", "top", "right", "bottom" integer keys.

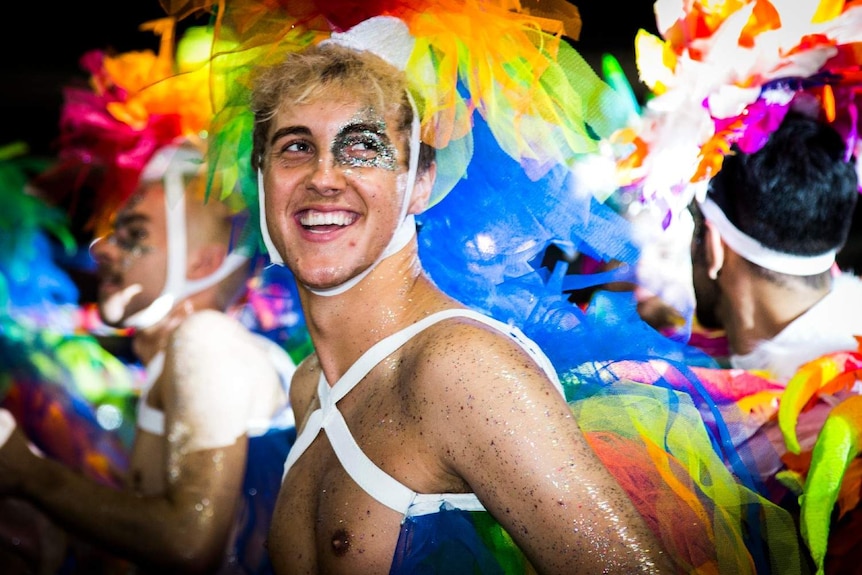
[{"left": 250, "top": 43, "right": 433, "bottom": 172}]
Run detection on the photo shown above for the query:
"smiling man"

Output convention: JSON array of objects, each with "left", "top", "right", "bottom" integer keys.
[{"left": 247, "top": 22, "right": 675, "bottom": 575}]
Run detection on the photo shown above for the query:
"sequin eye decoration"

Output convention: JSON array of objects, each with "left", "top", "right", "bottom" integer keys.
[{"left": 332, "top": 116, "right": 398, "bottom": 171}]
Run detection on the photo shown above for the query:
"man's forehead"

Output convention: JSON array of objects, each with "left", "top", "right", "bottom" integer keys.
[
  {"left": 118, "top": 181, "right": 164, "bottom": 218},
  {"left": 279, "top": 93, "right": 394, "bottom": 126}
]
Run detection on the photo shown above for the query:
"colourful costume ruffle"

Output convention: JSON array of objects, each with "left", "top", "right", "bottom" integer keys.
[
  {"left": 610, "top": 0, "right": 862, "bottom": 224},
  {"left": 0, "top": 142, "right": 138, "bottom": 487},
  {"left": 423, "top": 169, "right": 808, "bottom": 569},
  {"left": 392, "top": 507, "right": 531, "bottom": 575}
]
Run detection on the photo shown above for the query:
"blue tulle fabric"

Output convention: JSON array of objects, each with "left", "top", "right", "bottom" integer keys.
[
  {"left": 391, "top": 503, "right": 529, "bottom": 575},
  {"left": 229, "top": 425, "right": 296, "bottom": 574}
]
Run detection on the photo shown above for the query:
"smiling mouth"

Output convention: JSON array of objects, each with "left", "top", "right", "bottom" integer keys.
[{"left": 299, "top": 209, "right": 358, "bottom": 232}]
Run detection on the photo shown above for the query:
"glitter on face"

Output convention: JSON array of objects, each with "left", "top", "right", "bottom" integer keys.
[{"left": 331, "top": 108, "right": 398, "bottom": 171}]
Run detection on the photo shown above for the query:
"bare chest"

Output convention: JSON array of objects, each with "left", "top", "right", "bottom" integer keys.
[{"left": 268, "top": 370, "right": 455, "bottom": 574}]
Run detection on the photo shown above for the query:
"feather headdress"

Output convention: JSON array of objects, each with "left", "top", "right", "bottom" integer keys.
[
  {"left": 159, "top": 0, "right": 632, "bottom": 210},
  {"left": 613, "top": 0, "right": 862, "bottom": 225},
  {"left": 44, "top": 18, "right": 217, "bottom": 235}
]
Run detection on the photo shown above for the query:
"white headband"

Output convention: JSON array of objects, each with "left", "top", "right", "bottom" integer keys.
[{"left": 699, "top": 197, "right": 836, "bottom": 276}]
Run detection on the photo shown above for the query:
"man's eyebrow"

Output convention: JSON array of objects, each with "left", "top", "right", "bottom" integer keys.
[
  {"left": 337, "top": 121, "right": 388, "bottom": 137},
  {"left": 113, "top": 213, "right": 148, "bottom": 227},
  {"left": 270, "top": 126, "right": 311, "bottom": 147}
]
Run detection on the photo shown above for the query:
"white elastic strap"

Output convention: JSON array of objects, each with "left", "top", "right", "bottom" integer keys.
[
  {"left": 136, "top": 351, "right": 166, "bottom": 435},
  {"left": 124, "top": 151, "right": 194, "bottom": 328},
  {"left": 0, "top": 408, "right": 15, "bottom": 447},
  {"left": 700, "top": 197, "right": 836, "bottom": 275},
  {"left": 258, "top": 168, "right": 285, "bottom": 266}
]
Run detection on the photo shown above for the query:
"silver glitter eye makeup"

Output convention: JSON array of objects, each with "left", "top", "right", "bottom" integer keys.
[
  {"left": 107, "top": 224, "right": 154, "bottom": 258},
  {"left": 333, "top": 129, "right": 398, "bottom": 170},
  {"left": 330, "top": 109, "right": 399, "bottom": 171}
]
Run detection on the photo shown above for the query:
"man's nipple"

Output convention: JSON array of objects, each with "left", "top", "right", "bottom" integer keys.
[{"left": 331, "top": 528, "right": 350, "bottom": 556}]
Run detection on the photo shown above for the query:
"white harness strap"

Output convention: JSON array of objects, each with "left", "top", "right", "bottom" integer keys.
[{"left": 282, "top": 309, "right": 562, "bottom": 515}]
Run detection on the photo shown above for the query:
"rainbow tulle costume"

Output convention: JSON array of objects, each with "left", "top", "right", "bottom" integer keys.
[
  {"left": 154, "top": 1, "right": 814, "bottom": 572},
  {"left": 0, "top": 142, "right": 139, "bottom": 487}
]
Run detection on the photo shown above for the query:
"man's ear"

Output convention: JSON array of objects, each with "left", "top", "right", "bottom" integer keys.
[
  {"left": 704, "top": 220, "right": 725, "bottom": 280},
  {"left": 187, "top": 243, "right": 229, "bottom": 279},
  {"left": 407, "top": 162, "right": 436, "bottom": 215}
]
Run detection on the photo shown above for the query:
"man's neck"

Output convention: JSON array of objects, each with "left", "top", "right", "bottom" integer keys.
[
  {"left": 130, "top": 296, "right": 213, "bottom": 364},
  {"left": 727, "top": 276, "right": 831, "bottom": 356},
  {"left": 299, "top": 251, "right": 453, "bottom": 384}
]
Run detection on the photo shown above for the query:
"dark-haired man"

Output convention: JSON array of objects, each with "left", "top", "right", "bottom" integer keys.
[{"left": 691, "top": 110, "right": 862, "bottom": 382}]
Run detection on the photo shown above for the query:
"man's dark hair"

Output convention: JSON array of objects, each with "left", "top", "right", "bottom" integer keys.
[{"left": 707, "top": 110, "right": 858, "bottom": 257}]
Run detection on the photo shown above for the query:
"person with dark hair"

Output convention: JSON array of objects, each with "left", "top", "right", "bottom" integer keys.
[
  {"left": 609, "top": 2, "right": 862, "bottom": 571},
  {"left": 691, "top": 111, "right": 861, "bottom": 381}
]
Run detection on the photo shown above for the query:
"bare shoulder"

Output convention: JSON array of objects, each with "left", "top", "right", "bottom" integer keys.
[
  {"left": 403, "top": 315, "right": 564, "bottom": 416},
  {"left": 167, "top": 310, "right": 275, "bottom": 372},
  {"left": 400, "top": 314, "right": 583, "bottom": 495},
  {"left": 170, "top": 309, "right": 249, "bottom": 351},
  {"left": 164, "top": 310, "right": 280, "bottom": 406},
  {"left": 162, "top": 310, "right": 285, "bottom": 450}
]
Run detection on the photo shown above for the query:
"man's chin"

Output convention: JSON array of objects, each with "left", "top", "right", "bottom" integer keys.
[{"left": 298, "top": 265, "right": 364, "bottom": 290}]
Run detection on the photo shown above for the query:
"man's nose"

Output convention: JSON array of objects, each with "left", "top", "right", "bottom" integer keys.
[
  {"left": 88, "top": 234, "right": 113, "bottom": 265},
  {"left": 305, "top": 155, "right": 348, "bottom": 196}
]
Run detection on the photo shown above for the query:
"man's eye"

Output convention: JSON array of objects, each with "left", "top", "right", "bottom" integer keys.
[
  {"left": 348, "top": 139, "right": 376, "bottom": 155},
  {"left": 334, "top": 134, "right": 396, "bottom": 170},
  {"left": 273, "top": 140, "right": 315, "bottom": 167},
  {"left": 282, "top": 140, "right": 311, "bottom": 153},
  {"left": 113, "top": 227, "right": 149, "bottom": 251},
  {"left": 343, "top": 136, "right": 381, "bottom": 157}
]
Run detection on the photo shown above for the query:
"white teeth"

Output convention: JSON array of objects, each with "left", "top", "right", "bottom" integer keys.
[{"left": 300, "top": 211, "right": 355, "bottom": 226}]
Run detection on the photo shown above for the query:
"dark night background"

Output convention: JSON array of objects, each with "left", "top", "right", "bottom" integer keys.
[{"left": 1, "top": 2, "right": 659, "bottom": 157}]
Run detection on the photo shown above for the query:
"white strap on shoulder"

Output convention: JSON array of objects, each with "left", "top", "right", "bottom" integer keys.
[{"left": 0, "top": 408, "right": 16, "bottom": 448}]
